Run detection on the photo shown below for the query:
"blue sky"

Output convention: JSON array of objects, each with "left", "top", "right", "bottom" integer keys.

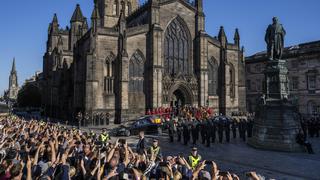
[{"left": 0, "top": 0, "right": 319, "bottom": 95}]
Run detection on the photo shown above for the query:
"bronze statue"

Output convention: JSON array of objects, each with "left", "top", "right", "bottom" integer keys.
[{"left": 265, "top": 17, "right": 286, "bottom": 60}]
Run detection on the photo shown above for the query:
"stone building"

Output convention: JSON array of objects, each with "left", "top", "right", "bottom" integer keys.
[
  {"left": 6, "top": 58, "right": 19, "bottom": 100},
  {"left": 42, "top": 0, "right": 246, "bottom": 124},
  {"left": 246, "top": 40, "right": 320, "bottom": 117}
]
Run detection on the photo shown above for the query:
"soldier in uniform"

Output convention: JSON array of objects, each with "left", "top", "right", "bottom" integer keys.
[
  {"left": 316, "top": 117, "right": 320, "bottom": 137},
  {"left": 76, "top": 112, "right": 83, "bottom": 129},
  {"left": 98, "top": 112, "right": 103, "bottom": 126},
  {"left": 93, "top": 112, "right": 98, "bottom": 126},
  {"left": 238, "top": 119, "right": 243, "bottom": 139},
  {"left": 182, "top": 119, "right": 190, "bottom": 145},
  {"left": 191, "top": 120, "right": 199, "bottom": 145},
  {"left": 218, "top": 120, "right": 224, "bottom": 143},
  {"left": 176, "top": 118, "right": 183, "bottom": 142},
  {"left": 225, "top": 120, "right": 231, "bottom": 143},
  {"left": 167, "top": 117, "right": 175, "bottom": 143},
  {"left": 105, "top": 112, "right": 110, "bottom": 125},
  {"left": 200, "top": 120, "right": 206, "bottom": 144},
  {"left": 84, "top": 112, "right": 90, "bottom": 127},
  {"left": 247, "top": 118, "right": 254, "bottom": 138},
  {"left": 205, "top": 120, "right": 211, "bottom": 147},
  {"left": 211, "top": 120, "right": 217, "bottom": 143},
  {"left": 241, "top": 119, "right": 247, "bottom": 142},
  {"left": 231, "top": 119, "right": 237, "bottom": 139}
]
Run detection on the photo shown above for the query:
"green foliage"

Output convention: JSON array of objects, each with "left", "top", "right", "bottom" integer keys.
[{"left": 17, "top": 84, "right": 41, "bottom": 108}]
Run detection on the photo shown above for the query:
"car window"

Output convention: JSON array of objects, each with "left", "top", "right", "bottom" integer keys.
[{"left": 141, "top": 119, "right": 151, "bottom": 126}]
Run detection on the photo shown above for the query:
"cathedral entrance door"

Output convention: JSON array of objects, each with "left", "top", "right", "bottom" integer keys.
[
  {"left": 168, "top": 84, "right": 193, "bottom": 108},
  {"left": 171, "top": 89, "right": 186, "bottom": 108}
]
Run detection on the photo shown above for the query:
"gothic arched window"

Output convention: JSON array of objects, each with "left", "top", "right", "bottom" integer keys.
[
  {"left": 208, "top": 57, "right": 218, "bottom": 96},
  {"left": 164, "top": 17, "right": 190, "bottom": 77},
  {"left": 229, "top": 64, "right": 236, "bottom": 98},
  {"left": 113, "top": 0, "right": 118, "bottom": 16},
  {"left": 126, "top": 2, "right": 131, "bottom": 16},
  {"left": 104, "top": 52, "right": 115, "bottom": 94},
  {"left": 129, "top": 50, "right": 145, "bottom": 92}
]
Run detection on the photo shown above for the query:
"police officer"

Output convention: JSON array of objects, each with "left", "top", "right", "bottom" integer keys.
[
  {"left": 188, "top": 147, "right": 202, "bottom": 170},
  {"left": 99, "top": 128, "right": 110, "bottom": 145},
  {"left": 149, "top": 138, "right": 162, "bottom": 161}
]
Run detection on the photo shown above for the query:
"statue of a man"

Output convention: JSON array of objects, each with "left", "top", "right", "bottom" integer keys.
[{"left": 265, "top": 17, "right": 286, "bottom": 60}]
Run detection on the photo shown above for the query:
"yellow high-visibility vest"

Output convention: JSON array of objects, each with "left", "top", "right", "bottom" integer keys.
[
  {"left": 150, "top": 146, "right": 160, "bottom": 156},
  {"left": 188, "top": 155, "right": 201, "bottom": 169},
  {"left": 100, "top": 133, "right": 109, "bottom": 142}
]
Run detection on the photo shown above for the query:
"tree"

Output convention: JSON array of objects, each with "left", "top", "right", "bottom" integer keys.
[{"left": 17, "top": 84, "right": 41, "bottom": 108}]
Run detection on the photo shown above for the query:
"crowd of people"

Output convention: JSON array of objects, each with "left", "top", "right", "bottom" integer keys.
[{"left": 0, "top": 115, "right": 264, "bottom": 180}]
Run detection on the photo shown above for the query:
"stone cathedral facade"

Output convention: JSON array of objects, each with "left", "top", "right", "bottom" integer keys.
[{"left": 42, "top": 0, "right": 246, "bottom": 124}]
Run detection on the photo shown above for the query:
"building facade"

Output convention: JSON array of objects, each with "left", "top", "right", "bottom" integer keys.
[
  {"left": 246, "top": 40, "right": 320, "bottom": 117},
  {"left": 42, "top": 0, "right": 246, "bottom": 124}
]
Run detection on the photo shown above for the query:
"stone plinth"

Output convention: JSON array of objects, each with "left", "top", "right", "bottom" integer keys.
[
  {"left": 248, "top": 59, "right": 303, "bottom": 152},
  {"left": 248, "top": 99, "right": 302, "bottom": 152}
]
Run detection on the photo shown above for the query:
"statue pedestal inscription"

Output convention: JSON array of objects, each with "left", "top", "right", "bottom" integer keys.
[{"left": 248, "top": 60, "right": 303, "bottom": 152}]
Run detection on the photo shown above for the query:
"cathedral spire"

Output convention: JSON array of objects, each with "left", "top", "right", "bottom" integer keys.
[
  {"left": 218, "top": 26, "right": 227, "bottom": 43},
  {"left": 11, "top": 58, "right": 16, "bottom": 74},
  {"left": 49, "top": 13, "right": 59, "bottom": 34},
  {"left": 91, "top": 3, "right": 101, "bottom": 33},
  {"left": 53, "top": 13, "right": 58, "bottom": 24},
  {"left": 91, "top": 3, "right": 100, "bottom": 20},
  {"left": 234, "top": 28, "right": 240, "bottom": 47},
  {"left": 71, "top": 4, "right": 84, "bottom": 22},
  {"left": 8, "top": 57, "right": 18, "bottom": 100}
]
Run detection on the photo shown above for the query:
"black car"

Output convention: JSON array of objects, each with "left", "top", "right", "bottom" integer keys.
[{"left": 114, "top": 116, "right": 163, "bottom": 137}]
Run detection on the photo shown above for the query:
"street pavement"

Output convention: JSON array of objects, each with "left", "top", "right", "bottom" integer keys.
[{"left": 81, "top": 123, "right": 320, "bottom": 180}]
